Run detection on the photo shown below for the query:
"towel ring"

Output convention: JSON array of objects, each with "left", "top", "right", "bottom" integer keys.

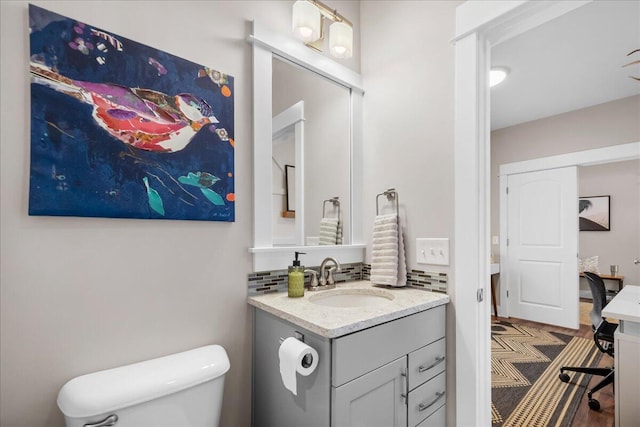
[
  {"left": 322, "top": 197, "right": 340, "bottom": 219},
  {"left": 376, "top": 188, "right": 399, "bottom": 216}
]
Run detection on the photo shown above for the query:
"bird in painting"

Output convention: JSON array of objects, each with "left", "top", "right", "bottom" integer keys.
[{"left": 30, "top": 62, "right": 219, "bottom": 153}]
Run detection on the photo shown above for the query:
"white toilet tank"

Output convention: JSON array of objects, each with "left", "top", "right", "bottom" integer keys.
[{"left": 57, "top": 345, "right": 230, "bottom": 427}]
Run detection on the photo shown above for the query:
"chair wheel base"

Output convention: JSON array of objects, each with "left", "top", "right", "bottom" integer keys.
[
  {"left": 588, "top": 399, "right": 600, "bottom": 411},
  {"left": 559, "top": 373, "right": 570, "bottom": 382}
]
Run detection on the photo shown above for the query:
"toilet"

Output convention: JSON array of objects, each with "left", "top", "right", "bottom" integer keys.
[{"left": 57, "top": 345, "right": 230, "bottom": 427}]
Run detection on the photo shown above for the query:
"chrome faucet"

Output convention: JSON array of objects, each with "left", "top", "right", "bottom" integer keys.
[{"left": 319, "top": 257, "right": 342, "bottom": 288}]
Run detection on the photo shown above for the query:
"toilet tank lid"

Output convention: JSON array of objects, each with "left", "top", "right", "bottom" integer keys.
[{"left": 57, "top": 344, "right": 230, "bottom": 418}]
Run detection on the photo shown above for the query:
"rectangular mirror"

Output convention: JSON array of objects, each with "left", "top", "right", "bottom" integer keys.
[{"left": 249, "top": 21, "right": 365, "bottom": 271}]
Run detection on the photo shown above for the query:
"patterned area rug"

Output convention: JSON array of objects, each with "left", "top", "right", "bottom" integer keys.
[{"left": 491, "top": 320, "right": 601, "bottom": 426}]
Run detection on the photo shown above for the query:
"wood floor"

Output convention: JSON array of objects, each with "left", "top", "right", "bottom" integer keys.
[{"left": 492, "top": 314, "right": 615, "bottom": 427}]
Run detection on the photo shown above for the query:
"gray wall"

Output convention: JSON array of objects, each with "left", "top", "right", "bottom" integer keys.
[
  {"left": 0, "top": 1, "right": 360, "bottom": 426},
  {"left": 360, "top": 1, "right": 461, "bottom": 423},
  {"left": 1, "top": 1, "right": 465, "bottom": 426},
  {"left": 491, "top": 95, "right": 640, "bottom": 298},
  {"left": 578, "top": 160, "right": 640, "bottom": 286}
]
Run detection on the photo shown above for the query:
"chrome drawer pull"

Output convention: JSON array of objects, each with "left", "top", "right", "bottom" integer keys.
[
  {"left": 400, "top": 368, "right": 408, "bottom": 402},
  {"left": 84, "top": 414, "right": 118, "bottom": 427},
  {"left": 418, "top": 356, "right": 445, "bottom": 373},
  {"left": 418, "top": 391, "right": 445, "bottom": 412}
]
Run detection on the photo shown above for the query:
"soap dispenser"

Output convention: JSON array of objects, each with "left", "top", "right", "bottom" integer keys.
[{"left": 288, "top": 251, "right": 306, "bottom": 298}]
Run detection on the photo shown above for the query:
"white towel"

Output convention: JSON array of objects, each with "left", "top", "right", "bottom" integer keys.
[
  {"left": 397, "top": 217, "right": 407, "bottom": 285},
  {"left": 370, "top": 214, "right": 407, "bottom": 287},
  {"left": 319, "top": 217, "right": 339, "bottom": 245}
]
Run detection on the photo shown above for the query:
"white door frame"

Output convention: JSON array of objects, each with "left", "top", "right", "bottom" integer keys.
[
  {"left": 272, "top": 101, "right": 305, "bottom": 246},
  {"left": 498, "top": 142, "right": 640, "bottom": 317},
  {"left": 453, "top": 1, "right": 592, "bottom": 425}
]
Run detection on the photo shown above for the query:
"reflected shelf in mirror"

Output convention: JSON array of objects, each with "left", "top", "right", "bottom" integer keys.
[{"left": 249, "top": 244, "right": 365, "bottom": 272}]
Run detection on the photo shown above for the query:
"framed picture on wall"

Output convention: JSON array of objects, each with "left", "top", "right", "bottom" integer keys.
[
  {"left": 285, "top": 165, "right": 295, "bottom": 213},
  {"left": 28, "top": 4, "right": 235, "bottom": 222},
  {"left": 579, "top": 195, "right": 610, "bottom": 231}
]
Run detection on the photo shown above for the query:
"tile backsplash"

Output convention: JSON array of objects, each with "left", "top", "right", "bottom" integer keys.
[
  {"left": 248, "top": 263, "right": 448, "bottom": 295},
  {"left": 406, "top": 269, "right": 448, "bottom": 293},
  {"left": 361, "top": 265, "right": 448, "bottom": 292}
]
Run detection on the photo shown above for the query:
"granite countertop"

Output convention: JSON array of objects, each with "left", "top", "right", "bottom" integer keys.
[{"left": 247, "top": 280, "right": 449, "bottom": 338}]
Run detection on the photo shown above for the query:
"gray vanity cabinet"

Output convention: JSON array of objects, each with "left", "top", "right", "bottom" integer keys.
[
  {"left": 331, "top": 306, "right": 446, "bottom": 427},
  {"left": 252, "top": 304, "right": 446, "bottom": 427}
]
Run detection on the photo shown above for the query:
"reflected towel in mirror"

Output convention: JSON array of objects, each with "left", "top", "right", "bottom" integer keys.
[{"left": 319, "top": 217, "right": 339, "bottom": 245}]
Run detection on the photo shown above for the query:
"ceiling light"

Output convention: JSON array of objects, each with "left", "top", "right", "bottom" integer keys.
[
  {"left": 490, "top": 67, "right": 509, "bottom": 87},
  {"left": 292, "top": 0, "right": 353, "bottom": 59}
]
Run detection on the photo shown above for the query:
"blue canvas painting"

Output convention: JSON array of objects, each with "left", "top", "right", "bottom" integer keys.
[{"left": 28, "top": 4, "right": 235, "bottom": 221}]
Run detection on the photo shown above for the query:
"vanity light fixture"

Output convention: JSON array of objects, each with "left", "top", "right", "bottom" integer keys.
[
  {"left": 490, "top": 67, "right": 509, "bottom": 87},
  {"left": 292, "top": 0, "right": 321, "bottom": 42},
  {"left": 292, "top": 0, "right": 353, "bottom": 59}
]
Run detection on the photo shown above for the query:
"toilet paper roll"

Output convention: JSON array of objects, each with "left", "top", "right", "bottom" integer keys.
[{"left": 278, "top": 337, "right": 319, "bottom": 396}]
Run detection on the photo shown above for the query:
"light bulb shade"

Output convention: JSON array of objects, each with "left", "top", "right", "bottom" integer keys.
[
  {"left": 329, "top": 21, "right": 353, "bottom": 58},
  {"left": 292, "top": 0, "right": 321, "bottom": 42}
]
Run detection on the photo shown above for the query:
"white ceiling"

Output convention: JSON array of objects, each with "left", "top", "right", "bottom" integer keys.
[{"left": 491, "top": 0, "right": 640, "bottom": 131}]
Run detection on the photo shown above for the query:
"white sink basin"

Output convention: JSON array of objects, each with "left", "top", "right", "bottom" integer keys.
[{"left": 308, "top": 288, "right": 395, "bottom": 308}]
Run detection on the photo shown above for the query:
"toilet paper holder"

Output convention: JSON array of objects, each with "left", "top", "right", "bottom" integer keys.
[
  {"left": 279, "top": 331, "right": 305, "bottom": 344},
  {"left": 279, "top": 331, "right": 314, "bottom": 368}
]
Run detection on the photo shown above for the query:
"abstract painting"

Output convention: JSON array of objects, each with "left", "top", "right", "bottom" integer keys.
[
  {"left": 579, "top": 196, "right": 610, "bottom": 231},
  {"left": 29, "top": 4, "right": 235, "bottom": 221}
]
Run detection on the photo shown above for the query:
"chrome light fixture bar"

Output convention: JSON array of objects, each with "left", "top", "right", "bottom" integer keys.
[{"left": 292, "top": 0, "right": 353, "bottom": 59}]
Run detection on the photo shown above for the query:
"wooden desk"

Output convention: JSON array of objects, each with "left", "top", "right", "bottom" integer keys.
[
  {"left": 579, "top": 273, "right": 624, "bottom": 292},
  {"left": 602, "top": 285, "right": 640, "bottom": 427}
]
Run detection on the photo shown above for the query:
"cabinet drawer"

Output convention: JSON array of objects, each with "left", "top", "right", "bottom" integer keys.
[
  {"left": 408, "top": 371, "right": 446, "bottom": 427},
  {"left": 332, "top": 305, "right": 445, "bottom": 386},
  {"left": 408, "top": 338, "right": 446, "bottom": 390},
  {"left": 415, "top": 404, "right": 445, "bottom": 427}
]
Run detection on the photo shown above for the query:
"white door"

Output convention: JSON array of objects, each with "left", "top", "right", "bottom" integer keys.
[{"left": 506, "top": 166, "right": 578, "bottom": 329}]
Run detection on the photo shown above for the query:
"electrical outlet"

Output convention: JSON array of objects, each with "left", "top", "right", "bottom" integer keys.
[{"left": 416, "top": 238, "right": 449, "bottom": 266}]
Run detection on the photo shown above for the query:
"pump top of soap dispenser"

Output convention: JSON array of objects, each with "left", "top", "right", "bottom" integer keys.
[{"left": 292, "top": 251, "right": 306, "bottom": 266}]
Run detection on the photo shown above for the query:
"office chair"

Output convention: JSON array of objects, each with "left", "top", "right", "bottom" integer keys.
[{"left": 558, "top": 272, "right": 617, "bottom": 411}]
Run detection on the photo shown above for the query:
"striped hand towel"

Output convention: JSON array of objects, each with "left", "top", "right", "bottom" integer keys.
[
  {"left": 319, "top": 217, "right": 339, "bottom": 245},
  {"left": 370, "top": 214, "right": 407, "bottom": 287}
]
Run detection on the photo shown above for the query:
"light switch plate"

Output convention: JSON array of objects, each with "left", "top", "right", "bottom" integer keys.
[
  {"left": 416, "top": 238, "right": 450, "bottom": 266},
  {"left": 492, "top": 235, "right": 499, "bottom": 245}
]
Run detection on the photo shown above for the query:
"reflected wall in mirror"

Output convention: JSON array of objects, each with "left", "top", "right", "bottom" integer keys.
[{"left": 272, "top": 56, "right": 351, "bottom": 246}]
